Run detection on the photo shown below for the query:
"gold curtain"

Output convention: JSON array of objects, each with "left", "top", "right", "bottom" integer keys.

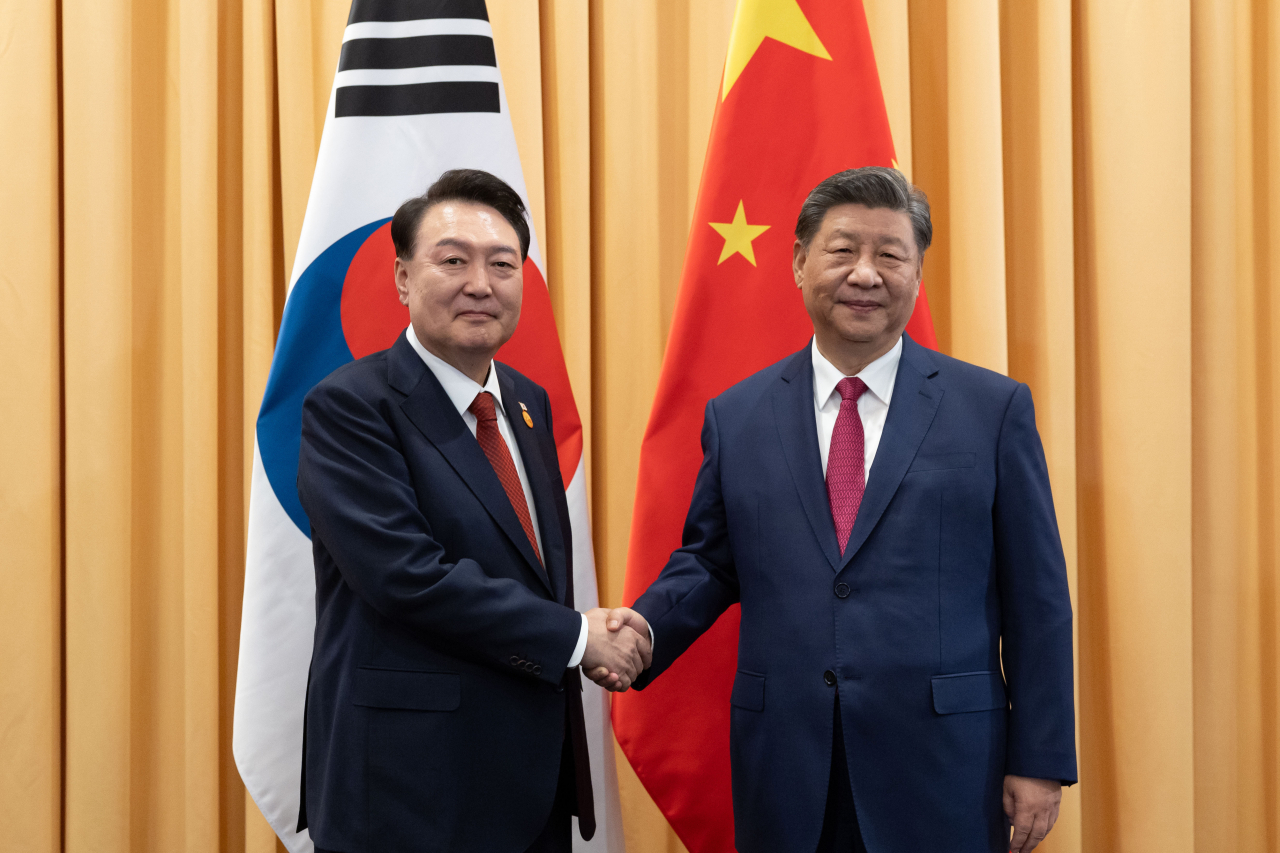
[{"left": 2, "top": 1, "right": 1278, "bottom": 852}]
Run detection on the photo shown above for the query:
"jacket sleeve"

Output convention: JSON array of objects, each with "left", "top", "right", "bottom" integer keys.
[
  {"left": 994, "top": 383, "right": 1078, "bottom": 783},
  {"left": 631, "top": 398, "right": 742, "bottom": 688},
  {"left": 297, "top": 378, "right": 581, "bottom": 686}
]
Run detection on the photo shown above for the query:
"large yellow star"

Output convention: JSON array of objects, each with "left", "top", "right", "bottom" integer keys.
[
  {"left": 709, "top": 201, "right": 771, "bottom": 266},
  {"left": 722, "top": 0, "right": 832, "bottom": 100}
]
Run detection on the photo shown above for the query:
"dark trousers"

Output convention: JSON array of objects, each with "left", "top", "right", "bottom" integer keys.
[{"left": 816, "top": 700, "right": 868, "bottom": 853}]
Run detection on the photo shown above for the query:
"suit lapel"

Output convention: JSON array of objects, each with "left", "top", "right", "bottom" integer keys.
[
  {"left": 389, "top": 337, "right": 554, "bottom": 596},
  {"left": 498, "top": 368, "right": 569, "bottom": 604},
  {"left": 773, "top": 346, "right": 842, "bottom": 570},
  {"left": 837, "top": 335, "right": 942, "bottom": 571}
]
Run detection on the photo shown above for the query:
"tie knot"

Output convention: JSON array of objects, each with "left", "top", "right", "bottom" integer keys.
[
  {"left": 469, "top": 391, "right": 498, "bottom": 422},
  {"left": 836, "top": 377, "right": 868, "bottom": 405}
]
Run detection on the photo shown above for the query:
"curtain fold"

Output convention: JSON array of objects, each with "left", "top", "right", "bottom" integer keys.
[
  {"left": 1074, "top": 1, "right": 1196, "bottom": 849},
  {"left": 944, "top": 0, "right": 1009, "bottom": 374},
  {"left": 61, "top": 0, "right": 135, "bottom": 848},
  {"left": 3, "top": 1, "right": 1279, "bottom": 851},
  {"left": 1190, "top": 1, "right": 1280, "bottom": 850},
  {"left": 0, "top": 0, "right": 61, "bottom": 850}
]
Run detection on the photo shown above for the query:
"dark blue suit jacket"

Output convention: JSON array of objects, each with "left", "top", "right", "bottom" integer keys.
[
  {"left": 631, "top": 335, "right": 1076, "bottom": 853},
  {"left": 295, "top": 333, "right": 589, "bottom": 852}
]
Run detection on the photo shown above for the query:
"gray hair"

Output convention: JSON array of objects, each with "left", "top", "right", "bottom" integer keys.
[{"left": 794, "top": 167, "right": 932, "bottom": 255}]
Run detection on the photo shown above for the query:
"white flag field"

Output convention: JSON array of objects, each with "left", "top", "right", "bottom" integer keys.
[{"left": 232, "top": 1, "right": 624, "bottom": 850}]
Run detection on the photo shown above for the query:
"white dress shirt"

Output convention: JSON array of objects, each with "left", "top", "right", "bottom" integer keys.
[
  {"left": 405, "top": 326, "right": 590, "bottom": 668},
  {"left": 812, "top": 335, "right": 903, "bottom": 480}
]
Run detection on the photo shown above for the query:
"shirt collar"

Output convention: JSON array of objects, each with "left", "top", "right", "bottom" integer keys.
[
  {"left": 405, "top": 325, "right": 504, "bottom": 418},
  {"left": 811, "top": 335, "right": 903, "bottom": 409}
]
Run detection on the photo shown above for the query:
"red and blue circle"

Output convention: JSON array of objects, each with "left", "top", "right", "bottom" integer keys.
[{"left": 257, "top": 220, "right": 409, "bottom": 534}]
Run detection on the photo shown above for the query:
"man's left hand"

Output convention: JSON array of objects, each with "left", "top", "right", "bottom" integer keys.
[{"left": 1004, "top": 775, "right": 1061, "bottom": 853}]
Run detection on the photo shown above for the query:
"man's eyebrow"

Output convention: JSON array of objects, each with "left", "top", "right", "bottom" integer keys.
[
  {"left": 430, "top": 237, "right": 519, "bottom": 256},
  {"left": 827, "top": 228, "right": 909, "bottom": 248},
  {"left": 431, "top": 238, "right": 470, "bottom": 252}
]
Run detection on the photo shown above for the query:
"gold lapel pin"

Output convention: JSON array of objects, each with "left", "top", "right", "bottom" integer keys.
[{"left": 519, "top": 402, "right": 534, "bottom": 429}]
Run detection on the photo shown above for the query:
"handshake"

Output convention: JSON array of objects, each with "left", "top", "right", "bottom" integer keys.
[{"left": 580, "top": 607, "right": 651, "bottom": 692}]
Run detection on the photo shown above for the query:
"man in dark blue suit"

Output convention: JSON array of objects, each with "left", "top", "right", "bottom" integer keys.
[
  {"left": 296, "top": 169, "right": 651, "bottom": 853},
  {"left": 598, "top": 168, "right": 1076, "bottom": 853}
]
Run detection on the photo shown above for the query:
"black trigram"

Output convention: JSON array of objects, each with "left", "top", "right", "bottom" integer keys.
[{"left": 336, "top": 0, "right": 500, "bottom": 118}]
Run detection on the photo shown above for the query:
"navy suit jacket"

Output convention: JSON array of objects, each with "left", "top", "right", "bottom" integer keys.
[
  {"left": 631, "top": 335, "right": 1076, "bottom": 853},
  {"left": 295, "top": 333, "right": 590, "bottom": 852}
]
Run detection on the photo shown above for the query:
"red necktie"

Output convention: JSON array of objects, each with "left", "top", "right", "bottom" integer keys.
[
  {"left": 826, "top": 377, "right": 869, "bottom": 553},
  {"left": 469, "top": 391, "right": 542, "bottom": 565}
]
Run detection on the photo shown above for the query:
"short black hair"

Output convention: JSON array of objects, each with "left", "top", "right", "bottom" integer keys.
[
  {"left": 391, "top": 168, "right": 531, "bottom": 261},
  {"left": 794, "top": 166, "right": 932, "bottom": 255}
]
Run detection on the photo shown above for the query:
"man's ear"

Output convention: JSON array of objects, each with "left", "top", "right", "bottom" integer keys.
[
  {"left": 792, "top": 239, "right": 807, "bottom": 288},
  {"left": 394, "top": 256, "right": 410, "bottom": 306}
]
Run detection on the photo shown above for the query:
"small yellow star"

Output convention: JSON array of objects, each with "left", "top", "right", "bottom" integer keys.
[
  {"left": 722, "top": 0, "right": 831, "bottom": 100},
  {"left": 709, "top": 201, "right": 771, "bottom": 266}
]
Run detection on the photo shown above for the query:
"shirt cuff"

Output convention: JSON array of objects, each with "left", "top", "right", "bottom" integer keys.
[{"left": 567, "top": 613, "right": 589, "bottom": 668}]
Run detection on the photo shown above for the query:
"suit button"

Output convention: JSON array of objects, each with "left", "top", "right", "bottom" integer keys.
[
  {"left": 510, "top": 656, "right": 521, "bottom": 666},
  {"left": 524, "top": 662, "right": 536, "bottom": 672},
  {"left": 533, "top": 665, "right": 542, "bottom": 675},
  {"left": 834, "top": 582, "right": 850, "bottom": 599},
  {"left": 823, "top": 670, "right": 837, "bottom": 686}
]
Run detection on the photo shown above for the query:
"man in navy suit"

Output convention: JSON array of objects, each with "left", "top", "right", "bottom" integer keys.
[
  {"left": 296, "top": 169, "right": 651, "bottom": 853},
  {"left": 598, "top": 167, "right": 1076, "bottom": 853}
]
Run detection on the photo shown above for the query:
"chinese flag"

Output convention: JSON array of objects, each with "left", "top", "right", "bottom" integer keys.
[{"left": 612, "top": 1, "right": 936, "bottom": 851}]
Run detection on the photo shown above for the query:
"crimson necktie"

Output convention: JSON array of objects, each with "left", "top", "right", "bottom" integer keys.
[
  {"left": 468, "top": 391, "right": 542, "bottom": 565},
  {"left": 826, "top": 377, "right": 869, "bottom": 553}
]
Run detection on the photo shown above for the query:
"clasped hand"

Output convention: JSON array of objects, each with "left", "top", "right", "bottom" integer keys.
[{"left": 580, "top": 607, "right": 651, "bottom": 692}]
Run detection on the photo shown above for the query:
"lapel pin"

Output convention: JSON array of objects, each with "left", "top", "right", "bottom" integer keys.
[{"left": 519, "top": 402, "right": 534, "bottom": 429}]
